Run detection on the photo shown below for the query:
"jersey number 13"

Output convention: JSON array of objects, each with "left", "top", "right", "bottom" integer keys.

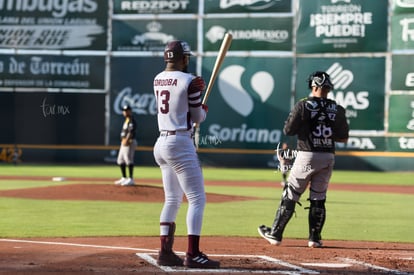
[{"left": 156, "top": 90, "right": 170, "bottom": 114}]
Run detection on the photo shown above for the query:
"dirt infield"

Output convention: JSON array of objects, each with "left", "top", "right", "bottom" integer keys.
[
  {"left": 1, "top": 237, "right": 413, "bottom": 274},
  {"left": 0, "top": 177, "right": 413, "bottom": 274}
]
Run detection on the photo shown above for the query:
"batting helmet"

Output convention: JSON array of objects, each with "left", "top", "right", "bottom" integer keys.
[
  {"left": 164, "top": 40, "right": 192, "bottom": 62},
  {"left": 307, "top": 71, "right": 334, "bottom": 90}
]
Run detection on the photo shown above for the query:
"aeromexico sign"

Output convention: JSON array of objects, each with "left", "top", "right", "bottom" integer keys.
[
  {"left": 0, "top": 0, "right": 107, "bottom": 50},
  {"left": 204, "top": 17, "right": 292, "bottom": 51}
]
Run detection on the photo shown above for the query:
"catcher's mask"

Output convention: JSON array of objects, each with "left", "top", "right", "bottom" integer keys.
[
  {"left": 164, "top": 40, "right": 193, "bottom": 62},
  {"left": 307, "top": 71, "right": 334, "bottom": 90}
]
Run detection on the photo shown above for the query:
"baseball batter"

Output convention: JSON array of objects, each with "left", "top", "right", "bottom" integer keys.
[
  {"left": 153, "top": 40, "right": 220, "bottom": 268},
  {"left": 259, "top": 71, "right": 349, "bottom": 248}
]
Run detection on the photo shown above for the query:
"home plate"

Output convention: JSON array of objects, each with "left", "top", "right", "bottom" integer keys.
[{"left": 302, "top": 263, "right": 352, "bottom": 268}]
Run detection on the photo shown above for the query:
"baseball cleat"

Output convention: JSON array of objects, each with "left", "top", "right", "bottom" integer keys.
[
  {"left": 114, "top": 177, "right": 126, "bottom": 185},
  {"left": 184, "top": 252, "right": 220, "bottom": 269},
  {"left": 157, "top": 250, "right": 183, "bottom": 266},
  {"left": 121, "top": 178, "right": 135, "bottom": 186},
  {"left": 308, "top": 240, "right": 323, "bottom": 248},
  {"left": 258, "top": 225, "right": 282, "bottom": 246}
]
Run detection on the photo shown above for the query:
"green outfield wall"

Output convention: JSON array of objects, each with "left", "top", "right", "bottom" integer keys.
[{"left": 1, "top": 0, "right": 413, "bottom": 171}]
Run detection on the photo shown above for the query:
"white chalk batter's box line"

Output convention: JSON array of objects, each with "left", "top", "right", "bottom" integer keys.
[
  {"left": 0, "top": 239, "right": 411, "bottom": 275},
  {"left": 136, "top": 252, "right": 412, "bottom": 274},
  {"left": 137, "top": 252, "right": 320, "bottom": 274}
]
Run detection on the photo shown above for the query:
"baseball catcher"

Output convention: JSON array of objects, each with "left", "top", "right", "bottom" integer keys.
[{"left": 258, "top": 71, "right": 349, "bottom": 248}]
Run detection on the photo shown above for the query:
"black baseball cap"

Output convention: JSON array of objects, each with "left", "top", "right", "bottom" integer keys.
[{"left": 122, "top": 105, "right": 131, "bottom": 111}]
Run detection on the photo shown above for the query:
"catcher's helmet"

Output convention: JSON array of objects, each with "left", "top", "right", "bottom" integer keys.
[
  {"left": 307, "top": 71, "right": 334, "bottom": 90},
  {"left": 164, "top": 40, "right": 192, "bottom": 62}
]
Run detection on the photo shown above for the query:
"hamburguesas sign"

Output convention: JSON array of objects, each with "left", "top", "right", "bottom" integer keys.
[{"left": 0, "top": 0, "right": 107, "bottom": 50}]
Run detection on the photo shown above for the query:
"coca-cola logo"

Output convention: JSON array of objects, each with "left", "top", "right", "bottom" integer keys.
[{"left": 113, "top": 87, "right": 157, "bottom": 115}]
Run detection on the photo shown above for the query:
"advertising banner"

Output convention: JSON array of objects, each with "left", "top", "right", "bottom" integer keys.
[
  {"left": 200, "top": 56, "right": 293, "bottom": 150},
  {"left": 393, "top": 0, "right": 414, "bottom": 14},
  {"left": 391, "top": 54, "right": 414, "bottom": 90},
  {"left": 0, "top": 0, "right": 107, "bottom": 50},
  {"left": 336, "top": 136, "right": 386, "bottom": 151},
  {"left": 296, "top": 57, "right": 385, "bottom": 131},
  {"left": 296, "top": 0, "right": 388, "bottom": 53},
  {"left": 110, "top": 56, "right": 197, "bottom": 146},
  {"left": 388, "top": 136, "right": 414, "bottom": 151},
  {"left": 113, "top": 0, "right": 198, "bottom": 14},
  {"left": 204, "top": 17, "right": 293, "bottom": 52},
  {"left": 112, "top": 19, "right": 197, "bottom": 51},
  {"left": 0, "top": 92, "right": 105, "bottom": 144},
  {"left": 388, "top": 94, "right": 414, "bottom": 133},
  {"left": 204, "top": 0, "right": 291, "bottom": 13},
  {"left": 0, "top": 54, "right": 106, "bottom": 90},
  {"left": 391, "top": 14, "right": 414, "bottom": 50}
]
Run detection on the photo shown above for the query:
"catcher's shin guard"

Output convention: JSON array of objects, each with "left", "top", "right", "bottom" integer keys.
[
  {"left": 308, "top": 200, "right": 326, "bottom": 243},
  {"left": 269, "top": 198, "right": 296, "bottom": 241},
  {"left": 160, "top": 222, "right": 176, "bottom": 252}
]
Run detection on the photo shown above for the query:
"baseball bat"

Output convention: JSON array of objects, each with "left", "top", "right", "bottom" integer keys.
[
  {"left": 202, "top": 32, "right": 233, "bottom": 105},
  {"left": 194, "top": 33, "right": 233, "bottom": 148}
]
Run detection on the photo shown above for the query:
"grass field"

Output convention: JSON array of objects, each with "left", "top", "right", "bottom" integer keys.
[{"left": 0, "top": 164, "right": 413, "bottom": 243}]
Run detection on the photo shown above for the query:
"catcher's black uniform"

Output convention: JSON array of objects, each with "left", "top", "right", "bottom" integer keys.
[
  {"left": 259, "top": 71, "right": 349, "bottom": 248},
  {"left": 284, "top": 96, "right": 349, "bottom": 153}
]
